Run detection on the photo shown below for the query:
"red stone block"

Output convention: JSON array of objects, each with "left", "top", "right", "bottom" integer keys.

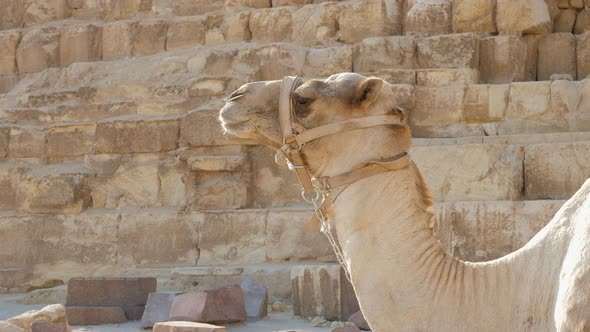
[
  {"left": 66, "top": 306, "right": 127, "bottom": 325},
  {"left": 66, "top": 277, "right": 156, "bottom": 306},
  {"left": 154, "top": 321, "right": 227, "bottom": 332},
  {"left": 31, "top": 321, "right": 68, "bottom": 332},
  {"left": 169, "top": 285, "right": 246, "bottom": 324}
]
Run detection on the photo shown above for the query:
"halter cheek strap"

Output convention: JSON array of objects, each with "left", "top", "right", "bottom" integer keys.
[{"left": 276, "top": 75, "right": 411, "bottom": 283}]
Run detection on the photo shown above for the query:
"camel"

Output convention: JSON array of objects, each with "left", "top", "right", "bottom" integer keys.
[{"left": 219, "top": 72, "right": 590, "bottom": 332}]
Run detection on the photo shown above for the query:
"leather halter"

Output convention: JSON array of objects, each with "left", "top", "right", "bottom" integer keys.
[{"left": 276, "top": 76, "right": 411, "bottom": 221}]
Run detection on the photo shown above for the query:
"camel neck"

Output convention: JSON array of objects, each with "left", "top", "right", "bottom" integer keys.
[{"left": 329, "top": 162, "right": 530, "bottom": 330}]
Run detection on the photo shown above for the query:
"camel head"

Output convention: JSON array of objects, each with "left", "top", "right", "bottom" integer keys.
[{"left": 220, "top": 72, "right": 412, "bottom": 177}]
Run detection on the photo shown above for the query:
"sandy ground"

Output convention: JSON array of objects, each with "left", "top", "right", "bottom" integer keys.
[{"left": 0, "top": 294, "right": 332, "bottom": 332}]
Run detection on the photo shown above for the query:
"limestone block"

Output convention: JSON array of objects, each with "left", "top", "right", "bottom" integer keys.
[
  {"left": 90, "top": 158, "right": 160, "bottom": 209},
  {"left": 554, "top": 9, "right": 577, "bottom": 32},
  {"left": 551, "top": 79, "right": 582, "bottom": 114},
  {"left": 59, "top": 24, "right": 102, "bottom": 67},
  {"left": 0, "top": 127, "right": 8, "bottom": 158},
  {"left": 291, "top": 2, "right": 342, "bottom": 46},
  {"left": 102, "top": 21, "right": 133, "bottom": 60},
  {"left": 404, "top": 0, "right": 452, "bottom": 36},
  {"left": 166, "top": 16, "right": 207, "bottom": 51},
  {"left": 224, "top": 0, "right": 270, "bottom": 11},
  {"left": 0, "top": 321, "right": 23, "bottom": 332},
  {"left": 0, "top": 166, "right": 21, "bottom": 210},
  {"left": 452, "top": 0, "right": 496, "bottom": 33},
  {"left": 304, "top": 46, "right": 352, "bottom": 77},
  {"left": 67, "top": 277, "right": 156, "bottom": 306},
  {"left": 0, "top": 75, "right": 18, "bottom": 94},
  {"left": 496, "top": 0, "right": 552, "bottom": 34},
  {"left": 47, "top": 124, "right": 95, "bottom": 158},
  {"left": 578, "top": 32, "right": 590, "bottom": 80},
  {"left": 291, "top": 265, "right": 341, "bottom": 320},
  {"left": 538, "top": 33, "right": 577, "bottom": 81},
  {"left": 158, "top": 159, "right": 189, "bottom": 207},
  {"left": 339, "top": 0, "right": 402, "bottom": 44},
  {"left": 416, "top": 33, "right": 479, "bottom": 69},
  {"left": 16, "top": 285, "right": 67, "bottom": 305},
  {"left": 99, "top": 0, "right": 152, "bottom": 20},
  {"left": 23, "top": 0, "right": 71, "bottom": 25},
  {"left": 8, "top": 126, "right": 45, "bottom": 159},
  {"left": 415, "top": 68, "right": 478, "bottom": 86},
  {"left": 141, "top": 292, "right": 182, "bottom": 329},
  {"left": 197, "top": 211, "right": 266, "bottom": 265},
  {"left": 348, "top": 311, "right": 370, "bottom": 331},
  {"left": 151, "top": 0, "right": 222, "bottom": 16},
  {"left": 479, "top": 35, "right": 527, "bottom": 84},
  {"left": 190, "top": 174, "right": 247, "bottom": 210},
  {"left": 412, "top": 144, "right": 524, "bottom": 201},
  {"left": 154, "top": 322, "right": 227, "bottom": 332},
  {"left": 248, "top": 146, "right": 302, "bottom": 208},
  {"left": 29, "top": 213, "right": 119, "bottom": 286},
  {"left": 370, "top": 69, "right": 417, "bottom": 85},
  {"left": 0, "top": 30, "right": 21, "bottom": 75},
  {"left": 240, "top": 274, "right": 268, "bottom": 321},
  {"left": 266, "top": 210, "right": 335, "bottom": 262},
  {"left": 221, "top": 12, "right": 251, "bottom": 43},
  {"left": 411, "top": 85, "right": 465, "bottom": 126},
  {"left": 117, "top": 212, "right": 199, "bottom": 267},
  {"left": 188, "top": 155, "right": 247, "bottom": 172},
  {"left": 8, "top": 304, "right": 69, "bottom": 332},
  {"left": 132, "top": 19, "right": 168, "bottom": 56},
  {"left": 505, "top": 82, "right": 551, "bottom": 120},
  {"left": 169, "top": 285, "right": 246, "bottom": 324},
  {"left": 0, "top": 0, "right": 24, "bottom": 30},
  {"left": 436, "top": 200, "right": 564, "bottom": 261},
  {"left": 524, "top": 34, "right": 543, "bottom": 81},
  {"left": 391, "top": 84, "right": 415, "bottom": 111},
  {"left": 463, "top": 84, "right": 509, "bottom": 123},
  {"left": 181, "top": 108, "right": 241, "bottom": 146},
  {"left": 524, "top": 142, "right": 590, "bottom": 199},
  {"left": 65, "top": 307, "right": 127, "bottom": 325},
  {"left": 16, "top": 165, "right": 92, "bottom": 213},
  {"left": 23, "top": 87, "right": 95, "bottom": 107},
  {"left": 247, "top": 43, "right": 308, "bottom": 80},
  {"left": 95, "top": 118, "right": 178, "bottom": 153},
  {"left": 332, "top": 325, "right": 361, "bottom": 332},
  {"left": 273, "top": 0, "right": 318, "bottom": 5},
  {"left": 16, "top": 27, "right": 60, "bottom": 74},
  {"left": 574, "top": 9, "right": 590, "bottom": 34},
  {"left": 249, "top": 7, "right": 293, "bottom": 43},
  {"left": 352, "top": 36, "right": 416, "bottom": 73}
]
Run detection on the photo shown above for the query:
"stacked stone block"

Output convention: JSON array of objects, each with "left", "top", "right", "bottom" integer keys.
[{"left": 0, "top": 0, "right": 589, "bottom": 321}]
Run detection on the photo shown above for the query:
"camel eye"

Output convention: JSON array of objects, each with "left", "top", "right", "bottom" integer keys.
[{"left": 295, "top": 97, "right": 310, "bottom": 106}]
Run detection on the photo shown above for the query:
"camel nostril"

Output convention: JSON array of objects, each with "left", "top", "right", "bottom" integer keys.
[{"left": 228, "top": 89, "right": 246, "bottom": 102}]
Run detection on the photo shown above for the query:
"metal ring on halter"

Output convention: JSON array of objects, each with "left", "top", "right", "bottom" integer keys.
[{"left": 301, "top": 187, "right": 323, "bottom": 204}]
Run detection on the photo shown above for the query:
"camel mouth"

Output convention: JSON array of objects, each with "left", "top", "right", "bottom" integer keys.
[{"left": 219, "top": 102, "right": 253, "bottom": 137}]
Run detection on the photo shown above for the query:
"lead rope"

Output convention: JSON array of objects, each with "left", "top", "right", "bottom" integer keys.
[
  {"left": 276, "top": 148, "right": 352, "bottom": 283},
  {"left": 299, "top": 176, "right": 353, "bottom": 284}
]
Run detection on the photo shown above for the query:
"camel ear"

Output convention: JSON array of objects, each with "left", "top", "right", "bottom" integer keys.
[{"left": 356, "top": 78, "right": 384, "bottom": 106}]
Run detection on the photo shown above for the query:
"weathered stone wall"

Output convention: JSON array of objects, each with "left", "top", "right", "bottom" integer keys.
[{"left": 0, "top": 0, "right": 589, "bottom": 305}]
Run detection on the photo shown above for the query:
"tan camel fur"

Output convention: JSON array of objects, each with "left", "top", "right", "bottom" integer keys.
[{"left": 219, "top": 73, "right": 590, "bottom": 332}]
